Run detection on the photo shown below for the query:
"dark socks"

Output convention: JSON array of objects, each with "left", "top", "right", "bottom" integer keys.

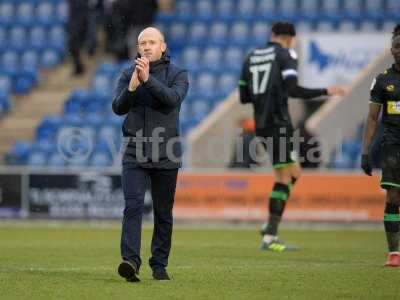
[
  {"left": 384, "top": 203, "right": 400, "bottom": 252},
  {"left": 265, "top": 183, "right": 290, "bottom": 236}
]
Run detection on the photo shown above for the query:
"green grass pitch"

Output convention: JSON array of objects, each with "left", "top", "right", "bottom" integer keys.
[{"left": 1, "top": 224, "right": 399, "bottom": 300}]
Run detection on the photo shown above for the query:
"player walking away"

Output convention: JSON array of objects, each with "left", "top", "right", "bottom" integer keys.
[
  {"left": 361, "top": 24, "right": 400, "bottom": 267},
  {"left": 239, "top": 22, "right": 345, "bottom": 252}
]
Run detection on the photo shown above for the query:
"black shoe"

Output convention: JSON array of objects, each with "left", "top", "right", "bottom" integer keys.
[
  {"left": 118, "top": 260, "right": 140, "bottom": 282},
  {"left": 152, "top": 268, "right": 170, "bottom": 280}
]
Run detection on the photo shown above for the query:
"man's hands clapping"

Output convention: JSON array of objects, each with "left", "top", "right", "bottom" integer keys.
[{"left": 135, "top": 57, "right": 150, "bottom": 83}]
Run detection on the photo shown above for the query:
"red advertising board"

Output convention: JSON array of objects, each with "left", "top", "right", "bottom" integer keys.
[{"left": 174, "top": 173, "right": 386, "bottom": 221}]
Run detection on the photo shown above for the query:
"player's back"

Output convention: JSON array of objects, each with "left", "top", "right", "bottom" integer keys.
[{"left": 241, "top": 42, "right": 297, "bottom": 129}]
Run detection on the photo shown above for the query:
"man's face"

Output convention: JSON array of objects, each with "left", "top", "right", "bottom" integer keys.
[
  {"left": 392, "top": 35, "right": 400, "bottom": 65},
  {"left": 138, "top": 29, "right": 167, "bottom": 62}
]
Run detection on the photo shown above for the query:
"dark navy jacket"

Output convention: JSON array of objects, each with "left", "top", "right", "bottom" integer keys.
[{"left": 112, "top": 52, "right": 189, "bottom": 169}]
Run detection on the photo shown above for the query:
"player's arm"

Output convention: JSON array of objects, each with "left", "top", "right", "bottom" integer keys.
[
  {"left": 112, "top": 68, "right": 139, "bottom": 115},
  {"left": 362, "top": 103, "right": 381, "bottom": 156},
  {"left": 239, "top": 56, "right": 251, "bottom": 104},
  {"left": 361, "top": 76, "right": 383, "bottom": 176},
  {"left": 281, "top": 49, "right": 345, "bottom": 99},
  {"left": 285, "top": 76, "right": 328, "bottom": 99}
]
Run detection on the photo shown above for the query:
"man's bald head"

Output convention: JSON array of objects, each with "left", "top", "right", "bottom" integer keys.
[
  {"left": 138, "top": 27, "right": 165, "bottom": 43},
  {"left": 137, "top": 27, "right": 167, "bottom": 62}
]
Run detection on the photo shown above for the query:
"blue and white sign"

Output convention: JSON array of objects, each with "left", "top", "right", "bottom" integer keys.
[{"left": 299, "top": 33, "right": 391, "bottom": 87}]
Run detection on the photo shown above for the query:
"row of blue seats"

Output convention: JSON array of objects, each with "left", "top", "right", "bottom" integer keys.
[
  {"left": 1, "top": 49, "right": 64, "bottom": 70},
  {"left": 161, "top": 19, "right": 396, "bottom": 48},
  {"left": 0, "top": 26, "right": 65, "bottom": 45},
  {"left": 0, "top": 69, "right": 38, "bottom": 94},
  {"left": 7, "top": 139, "right": 120, "bottom": 167},
  {"left": 160, "top": 0, "right": 400, "bottom": 23},
  {"left": 0, "top": 1, "right": 67, "bottom": 26}
]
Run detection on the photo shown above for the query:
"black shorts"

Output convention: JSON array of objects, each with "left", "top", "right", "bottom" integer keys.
[
  {"left": 381, "top": 144, "right": 400, "bottom": 189},
  {"left": 256, "top": 126, "right": 297, "bottom": 169}
]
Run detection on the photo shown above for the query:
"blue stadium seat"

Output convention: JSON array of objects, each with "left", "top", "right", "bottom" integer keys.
[
  {"left": 230, "top": 21, "right": 249, "bottom": 46},
  {"left": 91, "top": 74, "right": 112, "bottom": 97},
  {"left": 21, "top": 50, "right": 39, "bottom": 68},
  {"left": 386, "top": 0, "right": 400, "bottom": 19},
  {"left": 168, "top": 21, "right": 187, "bottom": 47},
  {"left": 90, "top": 151, "right": 112, "bottom": 167},
  {"left": 9, "top": 26, "right": 27, "bottom": 50},
  {"left": 105, "top": 113, "right": 124, "bottom": 128},
  {"left": 14, "top": 75, "right": 35, "bottom": 94},
  {"left": 0, "top": 3, "right": 15, "bottom": 27},
  {"left": 181, "top": 46, "right": 201, "bottom": 71},
  {"left": 16, "top": 2, "right": 35, "bottom": 25},
  {"left": 36, "top": 115, "right": 62, "bottom": 140},
  {"left": 31, "top": 138, "right": 56, "bottom": 156},
  {"left": 237, "top": 0, "right": 256, "bottom": 20},
  {"left": 48, "top": 152, "right": 67, "bottom": 167},
  {"left": 278, "top": 0, "right": 298, "bottom": 21},
  {"left": 196, "top": 73, "right": 216, "bottom": 98},
  {"left": 209, "top": 22, "right": 228, "bottom": 46},
  {"left": 29, "top": 26, "right": 47, "bottom": 50},
  {"left": 257, "top": 0, "right": 276, "bottom": 20},
  {"left": 36, "top": 1, "right": 55, "bottom": 26},
  {"left": 63, "top": 114, "right": 84, "bottom": 127},
  {"left": 41, "top": 48, "right": 60, "bottom": 68},
  {"left": 342, "top": 0, "right": 362, "bottom": 18},
  {"left": 216, "top": 0, "right": 236, "bottom": 21},
  {"left": 175, "top": 0, "right": 192, "bottom": 21},
  {"left": 27, "top": 151, "right": 47, "bottom": 166},
  {"left": 188, "top": 22, "right": 207, "bottom": 46},
  {"left": 224, "top": 46, "right": 244, "bottom": 72},
  {"left": 49, "top": 26, "right": 65, "bottom": 49},
  {"left": 202, "top": 47, "right": 222, "bottom": 72},
  {"left": 218, "top": 73, "right": 237, "bottom": 97},
  {"left": 0, "top": 50, "right": 19, "bottom": 71},
  {"left": 364, "top": 0, "right": 384, "bottom": 20},
  {"left": 319, "top": 0, "right": 341, "bottom": 26},
  {"left": 79, "top": 125, "right": 97, "bottom": 142},
  {"left": 8, "top": 141, "right": 31, "bottom": 164},
  {"left": 191, "top": 99, "right": 211, "bottom": 123},
  {"left": 86, "top": 112, "right": 103, "bottom": 127},
  {"left": 252, "top": 21, "right": 269, "bottom": 46},
  {"left": 55, "top": 1, "right": 68, "bottom": 23},
  {"left": 0, "top": 74, "right": 12, "bottom": 94},
  {"left": 195, "top": 0, "right": 214, "bottom": 21}
]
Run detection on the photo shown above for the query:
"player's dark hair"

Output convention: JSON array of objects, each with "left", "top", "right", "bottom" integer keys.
[
  {"left": 393, "top": 24, "right": 400, "bottom": 39},
  {"left": 271, "top": 22, "right": 296, "bottom": 37}
]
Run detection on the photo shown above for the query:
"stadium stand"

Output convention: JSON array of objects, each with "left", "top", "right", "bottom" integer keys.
[
  {"left": 0, "top": 0, "right": 67, "bottom": 119},
  {"left": 3, "top": 0, "right": 397, "bottom": 168}
]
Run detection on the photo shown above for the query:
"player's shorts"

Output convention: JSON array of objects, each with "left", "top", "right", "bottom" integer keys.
[
  {"left": 381, "top": 144, "right": 400, "bottom": 189},
  {"left": 256, "top": 126, "right": 297, "bottom": 169}
]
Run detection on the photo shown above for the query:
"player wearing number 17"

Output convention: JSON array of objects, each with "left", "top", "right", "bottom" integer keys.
[{"left": 239, "top": 22, "right": 345, "bottom": 251}]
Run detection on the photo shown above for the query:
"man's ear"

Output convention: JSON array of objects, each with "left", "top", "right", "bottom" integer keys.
[{"left": 161, "top": 42, "right": 167, "bottom": 52}]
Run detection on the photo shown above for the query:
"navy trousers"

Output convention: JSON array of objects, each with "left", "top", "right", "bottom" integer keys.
[{"left": 120, "top": 162, "right": 178, "bottom": 270}]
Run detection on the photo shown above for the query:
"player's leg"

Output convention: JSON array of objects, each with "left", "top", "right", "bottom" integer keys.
[
  {"left": 260, "top": 127, "right": 297, "bottom": 251},
  {"left": 381, "top": 145, "right": 400, "bottom": 266},
  {"left": 148, "top": 168, "right": 178, "bottom": 280},
  {"left": 383, "top": 188, "right": 400, "bottom": 267},
  {"left": 118, "top": 164, "right": 148, "bottom": 281}
]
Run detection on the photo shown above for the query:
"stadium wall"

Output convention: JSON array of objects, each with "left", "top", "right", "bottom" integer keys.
[{"left": 0, "top": 167, "right": 385, "bottom": 222}]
